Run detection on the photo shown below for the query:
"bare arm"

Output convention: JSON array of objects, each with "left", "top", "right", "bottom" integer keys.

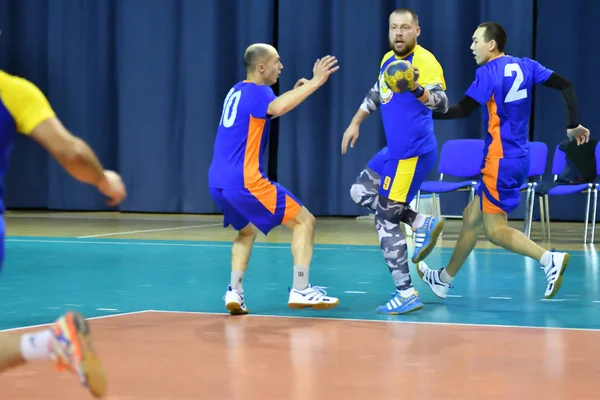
[
  {"left": 266, "top": 80, "right": 323, "bottom": 118},
  {"left": 340, "top": 80, "right": 380, "bottom": 154},
  {"left": 29, "top": 118, "right": 126, "bottom": 205},
  {"left": 30, "top": 118, "right": 105, "bottom": 186},
  {"left": 267, "top": 55, "right": 339, "bottom": 118}
]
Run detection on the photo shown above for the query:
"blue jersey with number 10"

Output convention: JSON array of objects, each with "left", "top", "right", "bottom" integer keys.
[{"left": 465, "top": 55, "right": 553, "bottom": 159}]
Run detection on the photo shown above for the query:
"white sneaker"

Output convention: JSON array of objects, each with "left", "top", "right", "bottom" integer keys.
[
  {"left": 542, "top": 250, "right": 569, "bottom": 299},
  {"left": 288, "top": 284, "right": 339, "bottom": 310},
  {"left": 416, "top": 261, "right": 452, "bottom": 299},
  {"left": 224, "top": 285, "right": 248, "bottom": 315}
]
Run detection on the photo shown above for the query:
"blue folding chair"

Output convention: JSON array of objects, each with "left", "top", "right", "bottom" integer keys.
[
  {"left": 535, "top": 142, "right": 599, "bottom": 243},
  {"left": 521, "top": 141, "right": 549, "bottom": 238},
  {"left": 416, "top": 139, "right": 485, "bottom": 218}
]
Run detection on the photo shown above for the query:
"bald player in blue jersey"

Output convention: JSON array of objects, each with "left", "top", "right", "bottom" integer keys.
[
  {"left": 209, "top": 44, "right": 340, "bottom": 314},
  {"left": 0, "top": 70, "right": 127, "bottom": 397},
  {"left": 417, "top": 22, "right": 590, "bottom": 300},
  {"left": 341, "top": 8, "right": 449, "bottom": 315}
]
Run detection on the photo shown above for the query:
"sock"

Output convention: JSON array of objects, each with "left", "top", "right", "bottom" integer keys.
[
  {"left": 399, "top": 287, "right": 416, "bottom": 297},
  {"left": 440, "top": 268, "right": 454, "bottom": 284},
  {"left": 231, "top": 270, "right": 244, "bottom": 292},
  {"left": 293, "top": 266, "right": 309, "bottom": 290},
  {"left": 539, "top": 251, "right": 552, "bottom": 267},
  {"left": 411, "top": 213, "right": 426, "bottom": 230},
  {"left": 20, "top": 330, "right": 52, "bottom": 361}
]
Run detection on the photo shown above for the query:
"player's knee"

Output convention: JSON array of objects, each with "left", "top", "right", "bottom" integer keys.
[
  {"left": 237, "top": 224, "right": 258, "bottom": 241},
  {"left": 350, "top": 184, "right": 363, "bottom": 205},
  {"left": 462, "top": 199, "right": 482, "bottom": 228},
  {"left": 294, "top": 207, "right": 316, "bottom": 229},
  {"left": 304, "top": 211, "right": 316, "bottom": 230},
  {"left": 483, "top": 223, "right": 502, "bottom": 245}
]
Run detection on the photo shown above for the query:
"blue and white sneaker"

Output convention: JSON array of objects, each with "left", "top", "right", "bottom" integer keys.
[
  {"left": 416, "top": 261, "right": 452, "bottom": 299},
  {"left": 541, "top": 250, "right": 569, "bottom": 299},
  {"left": 288, "top": 284, "right": 340, "bottom": 310},
  {"left": 412, "top": 216, "right": 445, "bottom": 263},
  {"left": 376, "top": 290, "right": 423, "bottom": 315},
  {"left": 224, "top": 285, "right": 249, "bottom": 315}
]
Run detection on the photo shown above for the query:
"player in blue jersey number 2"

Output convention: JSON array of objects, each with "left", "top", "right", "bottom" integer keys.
[{"left": 417, "top": 22, "right": 590, "bottom": 300}]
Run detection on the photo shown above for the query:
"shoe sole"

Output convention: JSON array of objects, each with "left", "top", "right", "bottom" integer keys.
[
  {"left": 376, "top": 303, "right": 424, "bottom": 315},
  {"left": 411, "top": 219, "right": 445, "bottom": 263},
  {"left": 546, "top": 253, "right": 569, "bottom": 299},
  {"left": 226, "top": 301, "right": 249, "bottom": 315},
  {"left": 63, "top": 312, "right": 107, "bottom": 398},
  {"left": 288, "top": 299, "right": 340, "bottom": 310}
]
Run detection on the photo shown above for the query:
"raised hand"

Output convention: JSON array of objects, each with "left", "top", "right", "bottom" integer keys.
[{"left": 311, "top": 55, "right": 340, "bottom": 86}]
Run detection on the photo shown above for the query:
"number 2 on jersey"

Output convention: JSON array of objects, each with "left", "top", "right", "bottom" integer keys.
[
  {"left": 219, "top": 88, "right": 241, "bottom": 128},
  {"left": 504, "top": 63, "right": 527, "bottom": 103}
]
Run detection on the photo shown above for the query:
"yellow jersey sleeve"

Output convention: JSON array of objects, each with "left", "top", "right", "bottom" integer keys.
[
  {"left": 380, "top": 51, "right": 396, "bottom": 69},
  {"left": 0, "top": 72, "right": 56, "bottom": 135},
  {"left": 412, "top": 50, "right": 446, "bottom": 91}
]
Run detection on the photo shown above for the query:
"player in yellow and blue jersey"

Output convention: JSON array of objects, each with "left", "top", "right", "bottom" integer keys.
[
  {"left": 209, "top": 44, "right": 340, "bottom": 314},
  {"left": 417, "top": 22, "right": 590, "bottom": 300},
  {"left": 0, "top": 69, "right": 127, "bottom": 397},
  {"left": 342, "top": 8, "right": 449, "bottom": 315}
]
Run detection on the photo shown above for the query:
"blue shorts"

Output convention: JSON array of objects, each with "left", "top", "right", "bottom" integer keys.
[
  {"left": 366, "top": 146, "right": 388, "bottom": 176},
  {"left": 476, "top": 156, "right": 529, "bottom": 214},
  {"left": 210, "top": 180, "right": 303, "bottom": 235},
  {"left": 379, "top": 148, "right": 437, "bottom": 203}
]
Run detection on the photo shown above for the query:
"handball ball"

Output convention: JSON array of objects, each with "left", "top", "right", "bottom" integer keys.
[{"left": 384, "top": 60, "right": 416, "bottom": 93}]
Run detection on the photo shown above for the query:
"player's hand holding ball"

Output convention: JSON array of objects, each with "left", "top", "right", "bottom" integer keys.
[{"left": 384, "top": 60, "right": 419, "bottom": 93}]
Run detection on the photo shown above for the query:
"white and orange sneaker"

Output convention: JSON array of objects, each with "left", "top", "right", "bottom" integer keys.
[{"left": 49, "top": 312, "right": 106, "bottom": 398}]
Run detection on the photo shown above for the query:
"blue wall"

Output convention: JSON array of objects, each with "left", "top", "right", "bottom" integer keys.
[{"left": 0, "top": 0, "right": 594, "bottom": 220}]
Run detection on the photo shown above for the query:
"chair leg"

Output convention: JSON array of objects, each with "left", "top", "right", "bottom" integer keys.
[
  {"left": 591, "top": 186, "right": 598, "bottom": 244},
  {"left": 539, "top": 195, "right": 546, "bottom": 240},
  {"left": 584, "top": 188, "right": 591, "bottom": 244},
  {"left": 544, "top": 194, "right": 551, "bottom": 239},
  {"left": 527, "top": 187, "right": 536, "bottom": 238},
  {"left": 523, "top": 185, "right": 531, "bottom": 236},
  {"left": 432, "top": 193, "right": 440, "bottom": 219}
]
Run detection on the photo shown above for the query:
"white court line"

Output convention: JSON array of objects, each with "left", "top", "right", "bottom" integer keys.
[
  {"left": 344, "top": 291, "right": 367, "bottom": 294},
  {"left": 5, "top": 237, "right": 595, "bottom": 258},
  {"left": 145, "top": 309, "right": 600, "bottom": 332},
  {"left": 5, "top": 213, "right": 220, "bottom": 223},
  {"left": 0, "top": 310, "right": 152, "bottom": 333},
  {"left": 489, "top": 296, "right": 512, "bottom": 300},
  {"left": 77, "top": 223, "right": 222, "bottom": 238}
]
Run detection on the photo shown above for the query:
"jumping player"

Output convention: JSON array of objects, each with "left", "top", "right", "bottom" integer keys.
[{"left": 417, "top": 22, "right": 590, "bottom": 299}]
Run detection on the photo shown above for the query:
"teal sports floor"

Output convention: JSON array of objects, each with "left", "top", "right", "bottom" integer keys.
[{"left": 2, "top": 235, "right": 599, "bottom": 332}]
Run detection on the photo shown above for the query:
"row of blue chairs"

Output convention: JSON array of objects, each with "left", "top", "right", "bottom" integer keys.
[{"left": 414, "top": 139, "right": 599, "bottom": 243}]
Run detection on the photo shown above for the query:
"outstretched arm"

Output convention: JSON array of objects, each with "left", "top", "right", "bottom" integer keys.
[
  {"left": 541, "top": 72, "right": 589, "bottom": 145},
  {"left": 267, "top": 56, "right": 339, "bottom": 118},
  {"left": 341, "top": 80, "right": 380, "bottom": 154},
  {"left": 433, "top": 95, "right": 480, "bottom": 120},
  {"left": 411, "top": 82, "right": 449, "bottom": 114}
]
